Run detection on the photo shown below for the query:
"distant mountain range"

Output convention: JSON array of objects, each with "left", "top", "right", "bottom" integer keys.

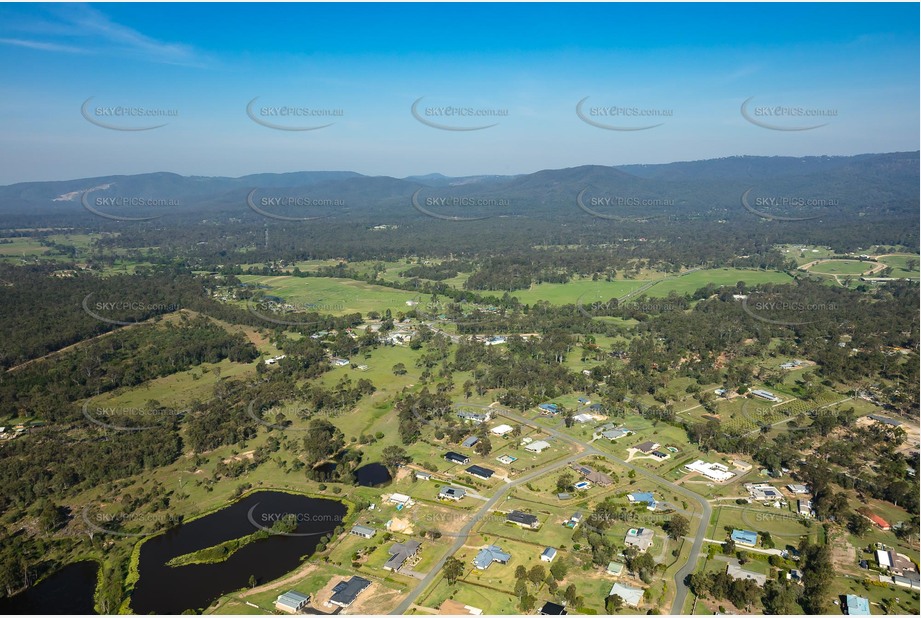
[{"left": 1, "top": 152, "right": 917, "bottom": 222}]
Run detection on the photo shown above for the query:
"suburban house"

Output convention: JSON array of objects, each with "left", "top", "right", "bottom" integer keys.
[
  {"left": 732, "top": 460, "right": 754, "bottom": 471},
  {"left": 457, "top": 410, "right": 491, "bottom": 424},
  {"left": 525, "top": 440, "right": 551, "bottom": 453},
  {"left": 634, "top": 441, "right": 660, "bottom": 454},
  {"left": 466, "top": 465, "right": 495, "bottom": 480},
  {"left": 331, "top": 357, "right": 350, "bottom": 367},
  {"left": 539, "top": 601, "right": 567, "bottom": 615},
  {"left": 445, "top": 451, "right": 470, "bottom": 465},
  {"left": 863, "top": 512, "right": 891, "bottom": 531},
  {"left": 844, "top": 594, "right": 871, "bottom": 615},
  {"left": 328, "top": 576, "right": 371, "bottom": 608},
  {"left": 787, "top": 484, "right": 810, "bottom": 494},
  {"left": 564, "top": 512, "right": 583, "bottom": 528},
  {"left": 572, "top": 413, "right": 594, "bottom": 424},
  {"left": 597, "top": 428, "right": 632, "bottom": 441},
  {"left": 608, "top": 582, "right": 644, "bottom": 607},
  {"left": 797, "top": 500, "right": 814, "bottom": 517},
  {"left": 538, "top": 403, "right": 559, "bottom": 414},
  {"left": 507, "top": 510, "right": 540, "bottom": 529},
  {"left": 438, "top": 486, "right": 466, "bottom": 501},
  {"left": 415, "top": 470, "right": 432, "bottom": 481},
  {"left": 571, "top": 463, "right": 613, "bottom": 486},
  {"left": 350, "top": 524, "right": 376, "bottom": 539},
  {"left": 490, "top": 424, "right": 515, "bottom": 436},
  {"left": 752, "top": 389, "right": 782, "bottom": 402},
  {"left": 627, "top": 491, "right": 658, "bottom": 511},
  {"left": 726, "top": 563, "right": 767, "bottom": 586},
  {"left": 275, "top": 591, "right": 310, "bottom": 614},
  {"left": 624, "top": 527, "right": 654, "bottom": 551},
  {"left": 387, "top": 493, "right": 414, "bottom": 507},
  {"left": 461, "top": 436, "right": 479, "bottom": 448},
  {"left": 383, "top": 539, "right": 422, "bottom": 572},
  {"left": 473, "top": 545, "right": 511, "bottom": 570},
  {"left": 731, "top": 529, "right": 758, "bottom": 547},
  {"left": 606, "top": 561, "right": 625, "bottom": 577},
  {"left": 540, "top": 547, "right": 558, "bottom": 562},
  {"left": 684, "top": 460, "right": 735, "bottom": 482},
  {"left": 745, "top": 483, "right": 781, "bottom": 501}
]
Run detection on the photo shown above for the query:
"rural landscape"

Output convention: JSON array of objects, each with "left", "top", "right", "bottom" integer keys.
[{"left": 0, "top": 2, "right": 918, "bottom": 617}]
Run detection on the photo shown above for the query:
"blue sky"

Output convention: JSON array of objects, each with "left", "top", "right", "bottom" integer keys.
[{"left": 0, "top": 2, "right": 917, "bottom": 183}]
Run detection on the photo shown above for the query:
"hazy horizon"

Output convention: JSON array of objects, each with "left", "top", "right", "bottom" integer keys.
[{"left": 0, "top": 2, "right": 918, "bottom": 184}]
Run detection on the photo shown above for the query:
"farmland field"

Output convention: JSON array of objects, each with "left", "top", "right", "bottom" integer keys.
[
  {"left": 236, "top": 275, "right": 422, "bottom": 316},
  {"left": 806, "top": 260, "right": 874, "bottom": 276}
]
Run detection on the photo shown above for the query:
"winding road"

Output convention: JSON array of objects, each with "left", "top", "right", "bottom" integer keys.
[{"left": 391, "top": 404, "right": 711, "bottom": 614}]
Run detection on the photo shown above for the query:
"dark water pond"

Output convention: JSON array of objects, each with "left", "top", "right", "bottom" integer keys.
[
  {"left": 0, "top": 560, "right": 98, "bottom": 614},
  {"left": 131, "top": 491, "right": 346, "bottom": 614},
  {"left": 354, "top": 462, "right": 392, "bottom": 487}
]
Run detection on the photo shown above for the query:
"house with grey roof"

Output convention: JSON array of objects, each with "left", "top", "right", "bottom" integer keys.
[
  {"left": 384, "top": 539, "right": 422, "bottom": 572},
  {"left": 473, "top": 545, "right": 511, "bottom": 570},
  {"left": 329, "top": 576, "right": 371, "bottom": 608},
  {"left": 438, "top": 486, "right": 466, "bottom": 501},
  {"left": 350, "top": 524, "right": 376, "bottom": 539},
  {"left": 275, "top": 591, "right": 310, "bottom": 613}
]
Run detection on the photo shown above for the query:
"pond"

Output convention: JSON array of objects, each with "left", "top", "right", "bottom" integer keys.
[
  {"left": 354, "top": 462, "right": 392, "bottom": 487},
  {"left": 0, "top": 560, "right": 98, "bottom": 614},
  {"left": 130, "top": 491, "right": 346, "bottom": 614}
]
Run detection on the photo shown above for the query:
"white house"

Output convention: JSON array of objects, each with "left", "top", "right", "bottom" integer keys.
[
  {"left": 525, "top": 440, "right": 551, "bottom": 453},
  {"left": 490, "top": 424, "right": 514, "bottom": 436}
]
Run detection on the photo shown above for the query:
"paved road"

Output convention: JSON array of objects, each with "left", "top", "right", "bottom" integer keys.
[
  {"left": 495, "top": 408, "right": 711, "bottom": 614},
  {"left": 392, "top": 404, "right": 711, "bottom": 614},
  {"left": 390, "top": 444, "right": 589, "bottom": 614}
]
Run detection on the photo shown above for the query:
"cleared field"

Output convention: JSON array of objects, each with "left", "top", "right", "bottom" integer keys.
[
  {"left": 0, "top": 237, "right": 49, "bottom": 256},
  {"left": 509, "top": 278, "right": 650, "bottom": 305},
  {"left": 645, "top": 268, "right": 793, "bottom": 297},
  {"left": 806, "top": 260, "right": 874, "bottom": 275},
  {"left": 236, "top": 275, "right": 422, "bottom": 316},
  {"left": 878, "top": 254, "right": 920, "bottom": 278}
]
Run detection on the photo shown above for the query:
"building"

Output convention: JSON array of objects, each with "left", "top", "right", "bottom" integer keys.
[
  {"left": 752, "top": 389, "right": 781, "bottom": 402},
  {"left": 571, "top": 463, "right": 613, "bottom": 486},
  {"left": 473, "top": 545, "right": 511, "bottom": 570},
  {"left": 461, "top": 436, "right": 479, "bottom": 448},
  {"left": 490, "top": 424, "right": 514, "bottom": 436},
  {"left": 864, "top": 512, "right": 891, "bottom": 531},
  {"left": 564, "top": 512, "right": 583, "bottom": 528},
  {"left": 651, "top": 450, "right": 670, "bottom": 460},
  {"left": 876, "top": 549, "right": 893, "bottom": 569},
  {"left": 634, "top": 441, "right": 660, "bottom": 454},
  {"left": 350, "top": 525, "right": 376, "bottom": 539},
  {"left": 388, "top": 493, "right": 413, "bottom": 507},
  {"left": 445, "top": 451, "right": 469, "bottom": 465},
  {"left": 331, "top": 357, "right": 350, "bottom": 367},
  {"left": 541, "top": 547, "right": 558, "bottom": 562},
  {"left": 264, "top": 354, "right": 287, "bottom": 366},
  {"left": 726, "top": 564, "right": 767, "bottom": 586},
  {"left": 329, "top": 576, "right": 371, "bottom": 608},
  {"left": 624, "top": 527, "right": 654, "bottom": 551},
  {"left": 627, "top": 491, "right": 658, "bottom": 511},
  {"left": 745, "top": 483, "right": 782, "bottom": 501},
  {"left": 539, "top": 601, "right": 567, "bottom": 615},
  {"left": 507, "top": 510, "right": 540, "bottom": 529},
  {"left": 496, "top": 454, "right": 517, "bottom": 464},
  {"left": 438, "top": 486, "right": 466, "bottom": 501},
  {"left": 457, "top": 410, "right": 490, "bottom": 424},
  {"left": 598, "top": 428, "right": 632, "bottom": 441},
  {"left": 538, "top": 403, "right": 559, "bottom": 414},
  {"left": 525, "top": 440, "right": 551, "bottom": 453},
  {"left": 797, "top": 500, "right": 814, "bottom": 517},
  {"left": 787, "top": 483, "right": 809, "bottom": 494},
  {"left": 466, "top": 465, "right": 495, "bottom": 480},
  {"left": 731, "top": 529, "right": 758, "bottom": 547},
  {"left": 606, "top": 561, "right": 625, "bottom": 576},
  {"left": 608, "top": 582, "right": 644, "bottom": 607},
  {"left": 384, "top": 539, "right": 421, "bottom": 571},
  {"left": 438, "top": 600, "right": 483, "bottom": 615},
  {"left": 275, "top": 591, "right": 310, "bottom": 613},
  {"left": 572, "top": 413, "right": 594, "bottom": 424},
  {"left": 415, "top": 471, "right": 432, "bottom": 481},
  {"left": 483, "top": 335, "right": 507, "bottom": 346},
  {"left": 844, "top": 595, "right": 871, "bottom": 615},
  {"left": 684, "top": 460, "right": 735, "bottom": 482},
  {"left": 733, "top": 460, "right": 753, "bottom": 472},
  {"left": 868, "top": 414, "right": 902, "bottom": 427}
]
